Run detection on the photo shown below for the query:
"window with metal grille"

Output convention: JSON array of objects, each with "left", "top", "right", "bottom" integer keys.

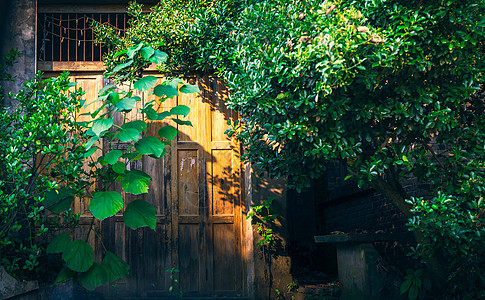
[{"left": 37, "top": 13, "right": 128, "bottom": 62}]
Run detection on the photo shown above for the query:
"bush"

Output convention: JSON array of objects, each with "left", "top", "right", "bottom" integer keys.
[{"left": 0, "top": 71, "right": 87, "bottom": 280}]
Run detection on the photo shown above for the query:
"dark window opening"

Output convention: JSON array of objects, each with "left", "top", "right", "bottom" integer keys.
[{"left": 37, "top": 13, "right": 128, "bottom": 62}]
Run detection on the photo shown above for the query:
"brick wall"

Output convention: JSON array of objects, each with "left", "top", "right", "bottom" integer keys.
[{"left": 321, "top": 161, "right": 431, "bottom": 234}]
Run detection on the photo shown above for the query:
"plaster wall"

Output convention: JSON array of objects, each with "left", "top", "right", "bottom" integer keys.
[
  {"left": 247, "top": 167, "right": 293, "bottom": 300},
  {"left": 0, "top": 0, "right": 37, "bottom": 108}
]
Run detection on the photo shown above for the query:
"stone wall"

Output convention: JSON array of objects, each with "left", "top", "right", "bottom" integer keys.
[{"left": 0, "top": 0, "right": 36, "bottom": 108}]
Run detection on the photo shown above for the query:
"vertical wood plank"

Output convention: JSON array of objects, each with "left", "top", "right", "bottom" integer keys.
[{"left": 178, "top": 150, "right": 199, "bottom": 216}]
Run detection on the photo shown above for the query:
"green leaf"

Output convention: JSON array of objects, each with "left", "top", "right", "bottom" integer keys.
[
  {"left": 80, "top": 263, "right": 110, "bottom": 291},
  {"left": 153, "top": 84, "right": 178, "bottom": 98},
  {"left": 84, "top": 146, "right": 98, "bottom": 158},
  {"left": 145, "top": 107, "right": 158, "bottom": 120},
  {"left": 401, "top": 279, "right": 412, "bottom": 294},
  {"left": 113, "top": 49, "right": 127, "bottom": 58},
  {"left": 409, "top": 284, "right": 418, "bottom": 300},
  {"left": 85, "top": 136, "right": 100, "bottom": 150},
  {"left": 173, "top": 118, "right": 192, "bottom": 126},
  {"left": 135, "top": 136, "right": 166, "bottom": 158},
  {"left": 180, "top": 84, "right": 200, "bottom": 94},
  {"left": 115, "top": 96, "right": 139, "bottom": 112},
  {"left": 115, "top": 127, "right": 141, "bottom": 142},
  {"left": 123, "top": 199, "right": 156, "bottom": 230},
  {"left": 101, "top": 251, "right": 130, "bottom": 282},
  {"left": 89, "top": 191, "right": 124, "bottom": 221},
  {"left": 112, "top": 59, "right": 133, "bottom": 73},
  {"left": 112, "top": 161, "right": 126, "bottom": 174},
  {"left": 134, "top": 76, "right": 157, "bottom": 92},
  {"left": 108, "top": 92, "right": 120, "bottom": 105},
  {"left": 123, "top": 120, "right": 147, "bottom": 132},
  {"left": 158, "top": 125, "right": 177, "bottom": 140},
  {"left": 120, "top": 170, "right": 151, "bottom": 195},
  {"left": 62, "top": 240, "right": 94, "bottom": 272},
  {"left": 104, "top": 150, "right": 123, "bottom": 165},
  {"left": 55, "top": 267, "right": 77, "bottom": 283},
  {"left": 44, "top": 188, "right": 74, "bottom": 213},
  {"left": 92, "top": 118, "right": 113, "bottom": 136},
  {"left": 149, "top": 50, "right": 168, "bottom": 64},
  {"left": 47, "top": 232, "right": 71, "bottom": 254},
  {"left": 170, "top": 105, "right": 190, "bottom": 117},
  {"left": 157, "top": 111, "right": 171, "bottom": 119},
  {"left": 99, "top": 84, "right": 116, "bottom": 96},
  {"left": 127, "top": 42, "right": 144, "bottom": 59},
  {"left": 141, "top": 46, "right": 155, "bottom": 60}
]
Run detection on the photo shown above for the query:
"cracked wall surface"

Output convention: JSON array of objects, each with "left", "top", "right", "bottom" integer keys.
[{"left": 1, "top": 0, "right": 36, "bottom": 109}]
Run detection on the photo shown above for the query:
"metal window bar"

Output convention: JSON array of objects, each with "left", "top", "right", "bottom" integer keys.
[{"left": 37, "top": 13, "right": 127, "bottom": 62}]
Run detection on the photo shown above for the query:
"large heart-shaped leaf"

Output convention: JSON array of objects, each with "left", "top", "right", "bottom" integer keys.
[
  {"left": 153, "top": 84, "right": 178, "bottom": 98},
  {"left": 157, "top": 111, "right": 171, "bottom": 120},
  {"left": 102, "top": 251, "right": 130, "bottom": 282},
  {"left": 144, "top": 107, "right": 159, "bottom": 120},
  {"left": 123, "top": 199, "right": 156, "bottom": 230},
  {"left": 158, "top": 125, "right": 177, "bottom": 140},
  {"left": 127, "top": 43, "right": 144, "bottom": 59},
  {"left": 115, "top": 96, "right": 140, "bottom": 112},
  {"left": 92, "top": 118, "right": 113, "bottom": 136},
  {"left": 149, "top": 50, "right": 168, "bottom": 64},
  {"left": 141, "top": 46, "right": 155, "bottom": 60},
  {"left": 123, "top": 120, "right": 147, "bottom": 132},
  {"left": 44, "top": 188, "right": 74, "bottom": 213},
  {"left": 180, "top": 84, "right": 200, "bottom": 94},
  {"left": 112, "top": 161, "right": 126, "bottom": 174},
  {"left": 107, "top": 92, "right": 120, "bottom": 105},
  {"left": 115, "top": 127, "right": 141, "bottom": 142},
  {"left": 55, "top": 267, "right": 77, "bottom": 283},
  {"left": 170, "top": 105, "right": 190, "bottom": 117},
  {"left": 47, "top": 232, "right": 71, "bottom": 254},
  {"left": 62, "top": 240, "right": 94, "bottom": 272},
  {"left": 120, "top": 170, "right": 151, "bottom": 195},
  {"left": 104, "top": 150, "right": 123, "bottom": 165},
  {"left": 134, "top": 76, "right": 157, "bottom": 92},
  {"left": 135, "top": 136, "right": 165, "bottom": 158},
  {"left": 111, "top": 59, "right": 133, "bottom": 73},
  {"left": 89, "top": 191, "right": 124, "bottom": 221},
  {"left": 80, "top": 263, "right": 110, "bottom": 291}
]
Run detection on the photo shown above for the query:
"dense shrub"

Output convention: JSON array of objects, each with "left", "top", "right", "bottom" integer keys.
[{"left": 0, "top": 71, "right": 87, "bottom": 280}]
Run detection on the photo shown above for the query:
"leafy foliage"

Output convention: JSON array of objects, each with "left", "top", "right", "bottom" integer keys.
[
  {"left": 0, "top": 70, "right": 87, "bottom": 280},
  {"left": 247, "top": 198, "right": 279, "bottom": 247},
  {"left": 117, "top": 0, "right": 485, "bottom": 296},
  {"left": 42, "top": 43, "right": 198, "bottom": 291}
]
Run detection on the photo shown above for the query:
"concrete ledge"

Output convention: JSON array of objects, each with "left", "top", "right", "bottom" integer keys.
[{"left": 314, "top": 232, "right": 414, "bottom": 244}]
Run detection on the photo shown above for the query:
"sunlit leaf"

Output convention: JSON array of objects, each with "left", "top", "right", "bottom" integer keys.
[
  {"left": 158, "top": 125, "right": 177, "bottom": 140},
  {"left": 89, "top": 191, "right": 124, "bottom": 221},
  {"left": 134, "top": 76, "right": 157, "bottom": 92},
  {"left": 123, "top": 199, "right": 156, "bottom": 230},
  {"left": 120, "top": 170, "right": 151, "bottom": 195}
]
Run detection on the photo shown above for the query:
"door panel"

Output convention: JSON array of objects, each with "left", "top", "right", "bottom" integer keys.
[{"left": 45, "top": 72, "right": 246, "bottom": 298}]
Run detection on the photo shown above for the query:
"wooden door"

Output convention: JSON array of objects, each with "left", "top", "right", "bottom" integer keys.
[{"left": 45, "top": 71, "right": 246, "bottom": 298}]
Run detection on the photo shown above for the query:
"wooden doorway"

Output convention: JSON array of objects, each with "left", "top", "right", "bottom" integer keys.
[{"left": 38, "top": 6, "right": 247, "bottom": 298}]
